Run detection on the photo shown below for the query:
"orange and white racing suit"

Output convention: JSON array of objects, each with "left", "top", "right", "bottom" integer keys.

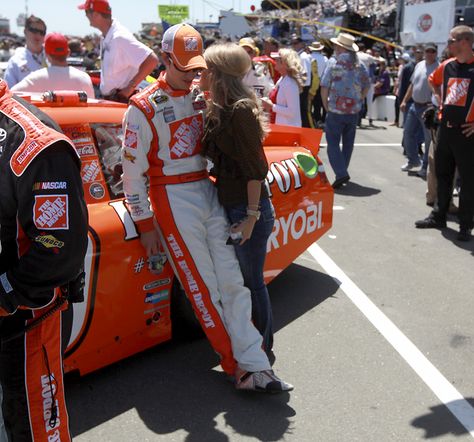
[{"left": 121, "top": 74, "right": 271, "bottom": 375}]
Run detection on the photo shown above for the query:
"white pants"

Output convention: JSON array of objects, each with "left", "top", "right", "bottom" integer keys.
[{"left": 150, "top": 179, "right": 270, "bottom": 373}]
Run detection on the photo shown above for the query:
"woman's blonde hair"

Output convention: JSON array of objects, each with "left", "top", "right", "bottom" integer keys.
[
  {"left": 278, "top": 48, "right": 305, "bottom": 92},
  {"left": 204, "top": 43, "right": 268, "bottom": 140}
]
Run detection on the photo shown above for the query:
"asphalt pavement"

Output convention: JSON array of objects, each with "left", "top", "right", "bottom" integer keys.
[{"left": 68, "top": 121, "right": 474, "bottom": 442}]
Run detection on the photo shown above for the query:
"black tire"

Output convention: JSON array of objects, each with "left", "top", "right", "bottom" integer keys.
[{"left": 170, "top": 279, "right": 205, "bottom": 341}]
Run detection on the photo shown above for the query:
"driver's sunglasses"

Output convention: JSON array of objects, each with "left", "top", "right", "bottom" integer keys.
[{"left": 27, "top": 27, "right": 46, "bottom": 36}]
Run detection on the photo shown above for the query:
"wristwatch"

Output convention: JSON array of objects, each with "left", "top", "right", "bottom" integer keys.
[{"left": 246, "top": 208, "right": 261, "bottom": 220}]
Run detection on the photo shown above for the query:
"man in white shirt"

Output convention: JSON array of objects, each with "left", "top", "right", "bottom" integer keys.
[
  {"left": 11, "top": 33, "right": 95, "bottom": 98},
  {"left": 78, "top": 0, "right": 158, "bottom": 102},
  {"left": 4, "top": 15, "right": 47, "bottom": 88},
  {"left": 291, "top": 35, "right": 312, "bottom": 127}
]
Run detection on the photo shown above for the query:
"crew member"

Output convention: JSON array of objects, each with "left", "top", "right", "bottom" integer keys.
[
  {"left": 121, "top": 24, "right": 292, "bottom": 393},
  {"left": 0, "top": 79, "right": 88, "bottom": 440},
  {"left": 78, "top": 0, "right": 158, "bottom": 102},
  {"left": 415, "top": 25, "right": 474, "bottom": 242}
]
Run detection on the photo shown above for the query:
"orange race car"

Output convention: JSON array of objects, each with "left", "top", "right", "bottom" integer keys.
[{"left": 24, "top": 91, "right": 334, "bottom": 376}]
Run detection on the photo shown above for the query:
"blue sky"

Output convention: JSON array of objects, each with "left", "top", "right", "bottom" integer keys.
[{"left": 1, "top": 0, "right": 259, "bottom": 36}]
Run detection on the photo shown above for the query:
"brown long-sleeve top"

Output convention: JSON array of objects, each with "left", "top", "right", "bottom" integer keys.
[{"left": 202, "top": 101, "right": 269, "bottom": 207}]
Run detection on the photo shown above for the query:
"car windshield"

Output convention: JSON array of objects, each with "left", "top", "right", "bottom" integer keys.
[{"left": 91, "top": 123, "right": 124, "bottom": 199}]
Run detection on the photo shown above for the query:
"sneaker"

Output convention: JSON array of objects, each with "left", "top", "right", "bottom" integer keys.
[
  {"left": 235, "top": 370, "right": 294, "bottom": 393},
  {"left": 415, "top": 216, "right": 447, "bottom": 229},
  {"left": 416, "top": 168, "right": 427, "bottom": 178},
  {"left": 457, "top": 228, "right": 472, "bottom": 242},
  {"left": 401, "top": 162, "right": 421, "bottom": 172}
]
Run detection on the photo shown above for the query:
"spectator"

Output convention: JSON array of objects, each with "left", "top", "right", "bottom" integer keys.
[
  {"left": 4, "top": 15, "right": 46, "bottom": 88},
  {"left": 11, "top": 33, "right": 95, "bottom": 98},
  {"left": 290, "top": 35, "right": 312, "bottom": 127},
  {"left": 415, "top": 26, "right": 474, "bottom": 242},
  {"left": 239, "top": 37, "right": 274, "bottom": 98},
  {"left": 201, "top": 42, "right": 276, "bottom": 355},
  {"left": 391, "top": 53, "right": 410, "bottom": 126},
  {"left": 120, "top": 24, "right": 293, "bottom": 392},
  {"left": 373, "top": 58, "right": 390, "bottom": 100},
  {"left": 357, "top": 43, "right": 378, "bottom": 126},
  {"left": 308, "top": 40, "right": 328, "bottom": 126},
  {"left": 261, "top": 48, "right": 304, "bottom": 127},
  {"left": 78, "top": 0, "right": 158, "bottom": 102},
  {"left": 321, "top": 33, "right": 370, "bottom": 189},
  {"left": 400, "top": 43, "right": 439, "bottom": 176}
]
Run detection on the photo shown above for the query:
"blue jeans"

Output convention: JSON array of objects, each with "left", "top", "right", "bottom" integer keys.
[
  {"left": 225, "top": 198, "right": 275, "bottom": 353},
  {"left": 325, "top": 112, "right": 358, "bottom": 180},
  {"left": 403, "top": 103, "right": 431, "bottom": 168}
]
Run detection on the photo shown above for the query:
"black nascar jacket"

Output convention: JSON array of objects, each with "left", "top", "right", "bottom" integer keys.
[{"left": 0, "top": 80, "right": 88, "bottom": 315}]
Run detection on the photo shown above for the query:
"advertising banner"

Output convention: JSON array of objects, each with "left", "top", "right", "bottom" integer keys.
[
  {"left": 158, "top": 5, "right": 189, "bottom": 25},
  {"left": 402, "top": 0, "right": 455, "bottom": 46}
]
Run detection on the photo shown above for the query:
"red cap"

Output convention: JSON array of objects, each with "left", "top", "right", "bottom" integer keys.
[
  {"left": 44, "top": 33, "right": 69, "bottom": 56},
  {"left": 77, "top": 0, "right": 111, "bottom": 14}
]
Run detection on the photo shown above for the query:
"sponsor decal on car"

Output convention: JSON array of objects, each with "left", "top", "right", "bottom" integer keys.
[
  {"left": 89, "top": 182, "right": 105, "bottom": 199},
  {"left": 75, "top": 144, "right": 96, "bottom": 157},
  {"left": 267, "top": 202, "right": 323, "bottom": 252},
  {"left": 81, "top": 159, "right": 100, "bottom": 183},
  {"left": 33, "top": 195, "right": 69, "bottom": 230},
  {"left": 143, "top": 278, "right": 171, "bottom": 291},
  {"left": 134, "top": 257, "right": 146, "bottom": 273},
  {"left": 34, "top": 234, "right": 65, "bottom": 249},
  {"left": 266, "top": 159, "right": 303, "bottom": 196},
  {"left": 33, "top": 181, "right": 67, "bottom": 191},
  {"left": 144, "top": 289, "right": 169, "bottom": 304}
]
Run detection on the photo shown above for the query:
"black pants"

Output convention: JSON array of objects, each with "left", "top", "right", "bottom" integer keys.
[
  {"left": 433, "top": 125, "right": 474, "bottom": 229},
  {"left": 312, "top": 88, "right": 326, "bottom": 124},
  {"left": 300, "top": 86, "right": 311, "bottom": 128},
  {"left": 0, "top": 306, "right": 72, "bottom": 442}
]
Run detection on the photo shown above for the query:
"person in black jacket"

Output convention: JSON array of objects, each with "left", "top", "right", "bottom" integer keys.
[{"left": 0, "top": 79, "right": 88, "bottom": 441}]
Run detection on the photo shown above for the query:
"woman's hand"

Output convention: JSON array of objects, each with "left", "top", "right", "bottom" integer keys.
[
  {"left": 260, "top": 97, "right": 273, "bottom": 112},
  {"left": 231, "top": 216, "right": 257, "bottom": 245}
]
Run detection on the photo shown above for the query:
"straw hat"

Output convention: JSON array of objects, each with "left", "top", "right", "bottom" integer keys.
[
  {"left": 308, "top": 41, "right": 325, "bottom": 51},
  {"left": 330, "top": 33, "right": 359, "bottom": 52}
]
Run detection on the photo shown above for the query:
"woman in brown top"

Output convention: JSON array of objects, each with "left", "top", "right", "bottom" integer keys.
[{"left": 201, "top": 43, "right": 275, "bottom": 355}]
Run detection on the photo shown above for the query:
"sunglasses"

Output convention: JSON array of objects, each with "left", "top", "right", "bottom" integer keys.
[
  {"left": 27, "top": 27, "right": 46, "bottom": 36},
  {"left": 447, "top": 37, "right": 462, "bottom": 44}
]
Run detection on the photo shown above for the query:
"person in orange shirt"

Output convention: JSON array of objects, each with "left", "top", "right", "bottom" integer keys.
[{"left": 415, "top": 25, "right": 474, "bottom": 241}]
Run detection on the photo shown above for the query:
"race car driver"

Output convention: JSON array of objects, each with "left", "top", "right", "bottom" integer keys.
[
  {"left": 121, "top": 23, "right": 292, "bottom": 393},
  {"left": 0, "top": 79, "right": 88, "bottom": 441}
]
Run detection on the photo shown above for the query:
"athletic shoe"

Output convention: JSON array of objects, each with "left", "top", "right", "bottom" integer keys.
[
  {"left": 235, "top": 370, "right": 294, "bottom": 393},
  {"left": 332, "top": 175, "right": 350, "bottom": 189},
  {"left": 416, "top": 168, "right": 427, "bottom": 178}
]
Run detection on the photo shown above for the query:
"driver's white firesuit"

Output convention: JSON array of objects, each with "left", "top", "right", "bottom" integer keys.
[{"left": 121, "top": 73, "right": 271, "bottom": 375}]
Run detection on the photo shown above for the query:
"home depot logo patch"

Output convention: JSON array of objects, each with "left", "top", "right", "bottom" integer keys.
[
  {"left": 33, "top": 195, "right": 69, "bottom": 230},
  {"left": 169, "top": 115, "right": 203, "bottom": 159},
  {"left": 445, "top": 78, "right": 470, "bottom": 107},
  {"left": 81, "top": 159, "right": 100, "bottom": 183},
  {"left": 124, "top": 127, "right": 138, "bottom": 149}
]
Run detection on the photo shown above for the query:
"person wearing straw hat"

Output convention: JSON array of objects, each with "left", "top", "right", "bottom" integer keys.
[
  {"left": 308, "top": 40, "right": 328, "bottom": 127},
  {"left": 320, "top": 33, "right": 370, "bottom": 189}
]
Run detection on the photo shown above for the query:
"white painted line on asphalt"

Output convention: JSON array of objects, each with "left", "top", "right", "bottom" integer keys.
[
  {"left": 320, "top": 143, "right": 400, "bottom": 147},
  {"left": 333, "top": 206, "right": 345, "bottom": 211},
  {"left": 307, "top": 243, "right": 474, "bottom": 438}
]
